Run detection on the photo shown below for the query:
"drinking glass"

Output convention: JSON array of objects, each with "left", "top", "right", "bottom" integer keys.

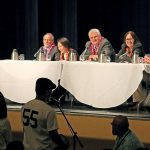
[
  {"left": 46, "top": 54, "right": 51, "bottom": 61},
  {"left": 138, "top": 57, "right": 143, "bottom": 63},
  {"left": 106, "top": 56, "right": 111, "bottom": 63},
  {"left": 69, "top": 52, "right": 77, "bottom": 61},
  {"left": 79, "top": 55, "right": 85, "bottom": 61},
  {"left": 19, "top": 54, "right": 25, "bottom": 60}
]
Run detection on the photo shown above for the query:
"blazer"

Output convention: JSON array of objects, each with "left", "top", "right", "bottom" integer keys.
[{"left": 81, "top": 38, "right": 116, "bottom": 62}]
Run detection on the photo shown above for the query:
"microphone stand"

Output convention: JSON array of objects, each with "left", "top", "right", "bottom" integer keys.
[{"left": 51, "top": 96, "right": 84, "bottom": 150}]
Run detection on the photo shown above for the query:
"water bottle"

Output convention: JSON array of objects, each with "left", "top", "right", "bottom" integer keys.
[
  {"left": 99, "top": 51, "right": 105, "bottom": 63},
  {"left": 47, "top": 54, "right": 51, "bottom": 61},
  {"left": 11, "top": 49, "right": 19, "bottom": 60},
  {"left": 37, "top": 50, "right": 45, "bottom": 61},
  {"left": 69, "top": 52, "right": 77, "bottom": 61},
  {"left": 132, "top": 51, "right": 139, "bottom": 64}
]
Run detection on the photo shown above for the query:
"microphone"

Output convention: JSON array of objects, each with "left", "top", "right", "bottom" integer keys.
[
  {"left": 119, "top": 51, "right": 128, "bottom": 59},
  {"left": 79, "top": 41, "right": 90, "bottom": 61},
  {"left": 85, "top": 41, "right": 91, "bottom": 48},
  {"left": 34, "top": 47, "right": 44, "bottom": 57},
  {"left": 83, "top": 41, "right": 90, "bottom": 55},
  {"left": 34, "top": 49, "right": 41, "bottom": 57}
]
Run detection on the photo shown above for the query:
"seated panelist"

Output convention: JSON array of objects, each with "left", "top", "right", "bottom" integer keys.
[
  {"left": 34, "top": 33, "right": 58, "bottom": 61},
  {"left": 55, "top": 37, "right": 79, "bottom": 61},
  {"left": 116, "top": 31, "right": 146, "bottom": 104},
  {"left": 116, "top": 31, "right": 145, "bottom": 63},
  {"left": 80, "top": 28, "right": 115, "bottom": 62}
]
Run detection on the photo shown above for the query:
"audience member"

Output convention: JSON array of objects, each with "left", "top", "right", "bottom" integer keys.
[
  {"left": 21, "top": 78, "right": 69, "bottom": 150},
  {"left": 0, "top": 92, "right": 12, "bottom": 150},
  {"left": 55, "top": 37, "right": 79, "bottom": 61},
  {"left": 34, "top": 33, "right": 58, "bottom": 60},
  {"left": 6, "top": 140, "right": 24, "bottom": 150},
  {"left": 80, "top": 28, "right": 115, "bottom": 62},
  {"left": 116, "top": 31, "right": 145, "bottom": 63},
  {"left": 111, "top": 115, "right": 145, "bottom": 150}
]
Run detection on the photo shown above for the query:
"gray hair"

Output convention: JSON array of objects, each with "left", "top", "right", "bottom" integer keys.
[
  {"left": 88, "top": 28, "right": 101, "bottom": 37},
  {"left": 43, "top": 33, "right": 54, "bottom": 41}
]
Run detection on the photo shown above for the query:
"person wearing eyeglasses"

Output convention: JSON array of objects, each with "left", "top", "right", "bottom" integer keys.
[
  {"left": 116, "top": 31, "right": 147, "bottom": 107},
  {"left": 116, "top": 31, "right": 145, "bottom": 63}
]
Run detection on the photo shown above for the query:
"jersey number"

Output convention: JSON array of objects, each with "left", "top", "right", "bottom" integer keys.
[{"left": 23, "top": 108, "right": 39, "bottom": 128}]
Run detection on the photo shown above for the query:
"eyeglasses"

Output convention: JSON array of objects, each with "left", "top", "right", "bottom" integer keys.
[{"left": 125, "top": 38, "right": 133, "bottom": 41}]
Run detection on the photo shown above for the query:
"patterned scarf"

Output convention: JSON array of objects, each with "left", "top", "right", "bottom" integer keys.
[
  {"left": 126, "top": 47, "right": 133, "bottom": 58},
  {"left": 60, "top": 51, "right": 69, "bottom": 61},
  {"left": 89, "top": 36, "right": 104, "bottom": 55},
  {"left": 43, "top": 43, "right": 55, "bottom": 60}
]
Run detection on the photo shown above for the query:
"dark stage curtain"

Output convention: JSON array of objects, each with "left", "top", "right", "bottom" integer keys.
[
  {"left": 0, "top": 0, "right": 150, "bottom": 58},
  {"left": 16, "top": 0, "right": 39, "bottom": 60},
  {"left": 77, "top": 0, "right": 150, "bottom": 54},
  {"left": 121, "top": 0, "right": 150, "bottom": 53},
  {"left": 38, "top": 0, "right": 78, "bottom": 51}
]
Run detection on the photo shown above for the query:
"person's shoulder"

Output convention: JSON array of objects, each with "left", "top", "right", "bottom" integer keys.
[
  {"left": 0, "top": 117, "right": 11, "bottom": 127},
  {"left": 24, "top": 99, "right": 36, "bottom": 104},
  {"left": 120, "top": 43, "right": 126, "bottom": 49},
  {"left": 38, "top": 46, "right": 43, "bottom": 50},
  {"left": 125, "top": 130, "right": 144, "bottom": 149},
  {"left": 53, "top": 45, "right": 58, "bottom": 50},
  {"left": 134, "top": 41, "right": 142, "bottom": 48},
  {"left": 101, "top": 38, "right": 114, "bottom": 49},
  {"left": 21, "top": 99, "right": 54, "bottom": 112},
  {"left": 21, "top": 99, "right": 35, "bottom": 108},
  {"left": 102, "top": 38, "right": 112, "bottom": 45},
  {"left": 70, "top": 48, "right": 77, "bottom": 53},
  {"left": 52, "top": 46, "right": 59, "bottom": 53},
  {"left": 127, "top": 130, "right": 143, "bottom": 143},
  {"left": 34, "top": 100, "right": 54, "bottom": 110}
]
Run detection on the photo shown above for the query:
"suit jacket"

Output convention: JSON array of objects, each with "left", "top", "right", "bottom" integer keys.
[
  {"left": 81, "top": 38, "right": 116, "bottom": 62},
  {"left": 116, "top": 42, "right": 144, "bottom": 63},
  {"left": 34, "top": 46, "right": 58, "bottom": 61}
]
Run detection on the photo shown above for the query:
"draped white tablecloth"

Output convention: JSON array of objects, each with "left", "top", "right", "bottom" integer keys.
[
  {"left": 0, "top": 60, "right": 145, "bottom": 108},
  {"left": 0, "top": 60, "right": 61, "bottom": 103},
  {"left": 60, "top": 62, "right": 144, "bottom": 108}
]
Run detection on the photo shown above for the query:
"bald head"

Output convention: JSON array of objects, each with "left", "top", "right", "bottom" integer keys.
[
  {"left": 111, "top": 115, "right": 129, "bottom": 135},
  {"left": 112, "top": 115, "right": 129, "bottom": 127}
]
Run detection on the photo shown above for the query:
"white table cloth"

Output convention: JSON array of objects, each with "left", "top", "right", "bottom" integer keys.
[
  {"left": 0, "top": 60, "right": 61, "bottom": 103},
  {"left": 0, "top": 60, "right": 145, "bottom": 108},
  {"left": 60, "top": 62, "right": 144, "bottom": 108}
]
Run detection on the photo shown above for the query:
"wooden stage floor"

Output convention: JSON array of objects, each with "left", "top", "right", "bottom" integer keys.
[{"left": 7, "top": 99, "right": 150, "bottom": 150}]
